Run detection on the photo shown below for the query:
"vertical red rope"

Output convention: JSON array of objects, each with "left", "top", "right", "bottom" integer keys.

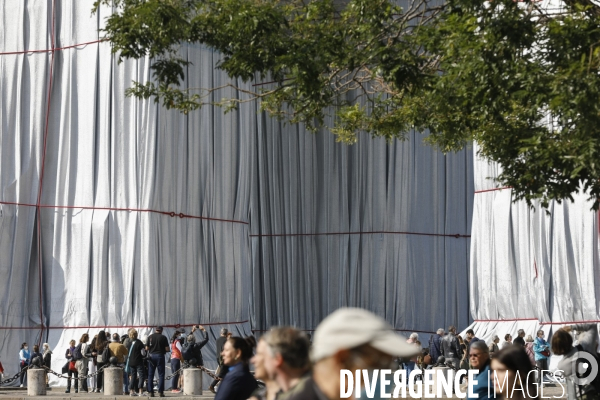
[{"left": 35, "top": 0, "right": 57, "bottom": 344}]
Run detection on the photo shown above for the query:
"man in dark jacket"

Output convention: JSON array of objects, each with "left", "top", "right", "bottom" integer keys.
[
  {"left": 513, "top": 329, "right": 526, "bottom": 347},
  {"left": 441, "top": 326, "right": 462, "bottom": 370},
  {"left": 209, "top": 328, "right": 229, "bottom": 393},
  {"left": 184, "top": 325, "right": 210, "bottom": 365},
  {"left": 429, "top": 328, "right": 444, "bottom": 364}
]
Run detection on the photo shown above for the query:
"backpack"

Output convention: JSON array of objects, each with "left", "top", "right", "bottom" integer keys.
[
  {"left": 100, "top": 345, "right": 111, "bottom": 363},
  {"left": 181, "top": 342, "right": 196, "bottom": 361},
  {"left": 73, "top": 343, "right": 83, "bottom": 361}
]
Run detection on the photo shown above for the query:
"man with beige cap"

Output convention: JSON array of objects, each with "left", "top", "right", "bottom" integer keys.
[{"left": 283, "top": 308, "right": 421, "bottom": 400}]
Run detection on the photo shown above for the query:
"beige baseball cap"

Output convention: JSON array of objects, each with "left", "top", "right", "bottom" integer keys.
[{"left": 311, "top": 307, "right": 421, "bottom": 362}]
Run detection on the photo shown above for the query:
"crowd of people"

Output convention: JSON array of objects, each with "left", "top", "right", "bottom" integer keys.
[{"left": 12, "top": 312, "right": 600, "bottom": 400}]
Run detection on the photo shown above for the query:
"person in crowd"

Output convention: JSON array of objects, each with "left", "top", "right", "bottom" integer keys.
[
  {"left": 524, "top": 335, "right": 535, "bottom": 366},
  {"left": 553, "top": 324, "right": 599, "bottom": 398},
  {"left": 29, "top": 345, "right": 43, "bottom": 365},
  {"left": 65, "top": 339, "right": 79, "bottom": 393},
  {"left": 466, "top": 329, "right": 480, "bottom": 345},
  {"left": 442, "top": 325, "right": 462, "bottom": 370},
  {"left": 126, "top": 329, "right": 145, "bottom": 397},
  {"left": 123, "top": 328, "right": 134, "bottom": 349},
  {"left": 513, "top": 329, "right": 526, "bottom": 347},
  {"left": 109, "top": 333, "right": 129, "bottom": 394},
  {"left": 502, "top": 334, "right": 513, "bottom": 349},
  {"left": 215, "top": 336, "right": 258, "bottom": 400},
  {"left": 284, "top": 307, "right": 421, "bottom": 400},
  {"left": 19, "top": 342, "right": 30, "bottom": 387},
  {"left": 533, "top": 330, "right": 550, "bottom": 383},
  {"left": 255, "top": 327, "right": 310, "bottom": 399},
  {"left": 405, "top": 333, "right": 420, "bottom": 377},
  {"left": 92, "top": 330, "right": 109, "bottom": 392},
  {"left": 458, "top": 335, "right": 469, "bottom": 379},
  {"left": 146, "top": 326, "right": 170, "bottom": 397},
  {"left": 429, "top": 328, "right": 444, "bottom": 364},
  {"left": 42, "top": 343, "right": 52, "bottom": 387},
  {"left": 169, "top": 330, "right": 184, "bottom": 393},
  {"left": 467, "top": 341, "right": 492, "bottom": 400},
  {"left": 209, "top": 328, "right": 230, "bottom": 393},
  {"left": 88, "top": 334, "right": 98, "bottom": 390},
  {"left": 491, "top": 345, "right": 536, "bottom": 400},
  {"left": 76, "top": 333, "right": 91, "bottom": 393},
  {"left": 186, "top": 325, "right": 210, "bottom": 366},
  {"left": 489, "top": 335, "right": 500, "bottom": 355},
  {"left": 249, "top": 334, "right": 280, "bottom": 400}
]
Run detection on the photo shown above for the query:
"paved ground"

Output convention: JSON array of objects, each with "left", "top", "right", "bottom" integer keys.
[{"left": 0, "top": 383, "right": 567, "bottom": 399}]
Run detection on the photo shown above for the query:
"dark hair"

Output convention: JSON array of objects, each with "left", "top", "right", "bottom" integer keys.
[
  {"left": 228, "top": 337, "right": 255, "bottom": 362},
  {"left": 80, "top": 333, "right": 89, "bottom": 343},
  {"left": 466, "top": 329, "right": 475, "bottom": 335},
  {"left": 33, "top": 345, "right": 39, "bottom": 352},
  {"left": 96, "top": 330, "right": 109, "bottom": 352},
  {"left": 505, "top": 333, "right": 511, "bottom": 341},
  {"left": 551, "top": 328, "right": 573, "bottom": 355},
  {"left": 21, "top": 343, "right": 27, "bottom": 349},
  {"left": 492, "top": 346, "right": 535, "bottom": 392},
  {"left": 171, "top": 331, "right": 181, "bottom": 343}
]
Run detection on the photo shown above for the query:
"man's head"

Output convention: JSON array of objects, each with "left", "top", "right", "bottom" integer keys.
[
  {"left": 220, "top": 328, "right": 229, "bottom": 337},
  {"left": 469, "top": 340, "right": 490, "bottom": 369},
  {"left": 112, "top": 333, "right": 120, "bottom": 342},
  {"left": 156, "top": 326, "right": 163, "bottom": 334},
  {"left": 310, "top": 308, "right": 421, "bottom": 399},
  {"left": 518, "top": 329, "right": 525, "bottom": 338},
  {"left": 466, "top": 329, "right": 475, "bottom": 340},
  {"left": 255, "top": 326, "right": 310, "bottom": 384},
  {"left": 448, "top": 326, "right": 457, "bottom": 334},
  {"left": 437, "top": 328, "right": 444, "bottom": 336}
]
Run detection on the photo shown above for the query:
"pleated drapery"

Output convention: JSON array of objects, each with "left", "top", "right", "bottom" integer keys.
[{"left": 0, "top": 0, "right": 473, "bottom": 385}]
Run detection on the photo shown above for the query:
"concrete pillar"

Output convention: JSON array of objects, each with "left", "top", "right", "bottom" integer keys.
[
  {"left": 183, "top": 368, "right": 203, "bottom": 395},
  {"left": 103, "top": 366, "right": 123, "bottom": 396},
  {"left": 27, "top": 368, "right": 46, "bottom": 396}
]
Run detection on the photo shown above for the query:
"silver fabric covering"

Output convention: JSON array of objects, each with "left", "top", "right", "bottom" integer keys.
[{"left": 0, "top": 1, "right": 473, "bottom": 384}]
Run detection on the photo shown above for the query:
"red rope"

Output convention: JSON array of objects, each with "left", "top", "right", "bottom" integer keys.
[
  {"left": 474, "top": 186, "right": 512, "bottom": 194},
  {"left": 250, "top": 231, "right": 470, "bottom": 238},
  {"left": 0, "top": 320, "right": 250, "bottom": 330},
  {"left": 252, "top": 328, "right": 436, "bottom": 334},
  {"left": 0, "top": 201, "right": 248, "bottom": 225},
  {"left": 473, "top": 318, "right": 539, "bottom": 322},
  {"left": 0, "top": 39, "right": 104, "bottom": 56}
]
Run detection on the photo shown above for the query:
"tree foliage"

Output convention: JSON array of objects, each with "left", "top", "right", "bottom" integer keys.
[{"left": 94, "top": 0, "right": 600, "bottom": 209}]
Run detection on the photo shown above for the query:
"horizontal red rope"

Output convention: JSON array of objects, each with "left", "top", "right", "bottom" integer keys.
[
  {"left": 474, "top": 318, "right": 539, "bottom": 322},
  {"left": 0, "top": 320, "right": 250, "bottom": 330},
  {"left": 0, "top": 201, "right": 248, "bottom": 225},
  {"left": 474, "top": 186, "right": 512, "bottom": 194},
  {"left": 250, "top": 231, "right": 470, "bottom": 238},
  {"left": 0, "top": 39, "right": 104, "bottom": 56},
  {"left": 252, "top": 328, "right": 436, "bottom": 334}
]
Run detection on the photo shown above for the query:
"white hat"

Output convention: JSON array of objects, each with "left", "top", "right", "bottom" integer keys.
[{"left": 311, "top": 308, "right": 421, "bottom": 362}]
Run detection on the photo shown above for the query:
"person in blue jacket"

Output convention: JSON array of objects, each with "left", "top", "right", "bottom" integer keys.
[
  {"left": 215, "top": 336, "right": 257, "bottom": 400},
  {"left": 468, "top": 341, "right": 493, "bottom": 400},
  {"left": 533, "top": 329, "right": 550, "bottom": 383}
]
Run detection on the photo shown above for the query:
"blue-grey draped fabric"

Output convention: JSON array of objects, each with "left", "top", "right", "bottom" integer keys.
[{"left": 0, "top": 0, "right": 473, "bottom": 385}]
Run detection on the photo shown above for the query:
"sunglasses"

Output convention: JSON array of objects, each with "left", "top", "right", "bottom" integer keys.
[{"left": 469, "top": 353, "right": 483, "bottom": 358}]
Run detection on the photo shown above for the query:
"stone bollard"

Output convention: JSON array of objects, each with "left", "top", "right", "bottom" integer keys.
[
  {"left": 103, "top": 366, "right": 124, "bottom": 396},
  {"left": 183, "top": 367, "right": 203, "bottom": 395},
  {"left": 27, "top": 368, "right": 47, "bottom": 396}
]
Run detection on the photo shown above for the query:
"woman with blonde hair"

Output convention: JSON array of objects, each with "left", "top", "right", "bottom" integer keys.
[{"left": 126, "top": 329, "right": 145, "bottom": 396}]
